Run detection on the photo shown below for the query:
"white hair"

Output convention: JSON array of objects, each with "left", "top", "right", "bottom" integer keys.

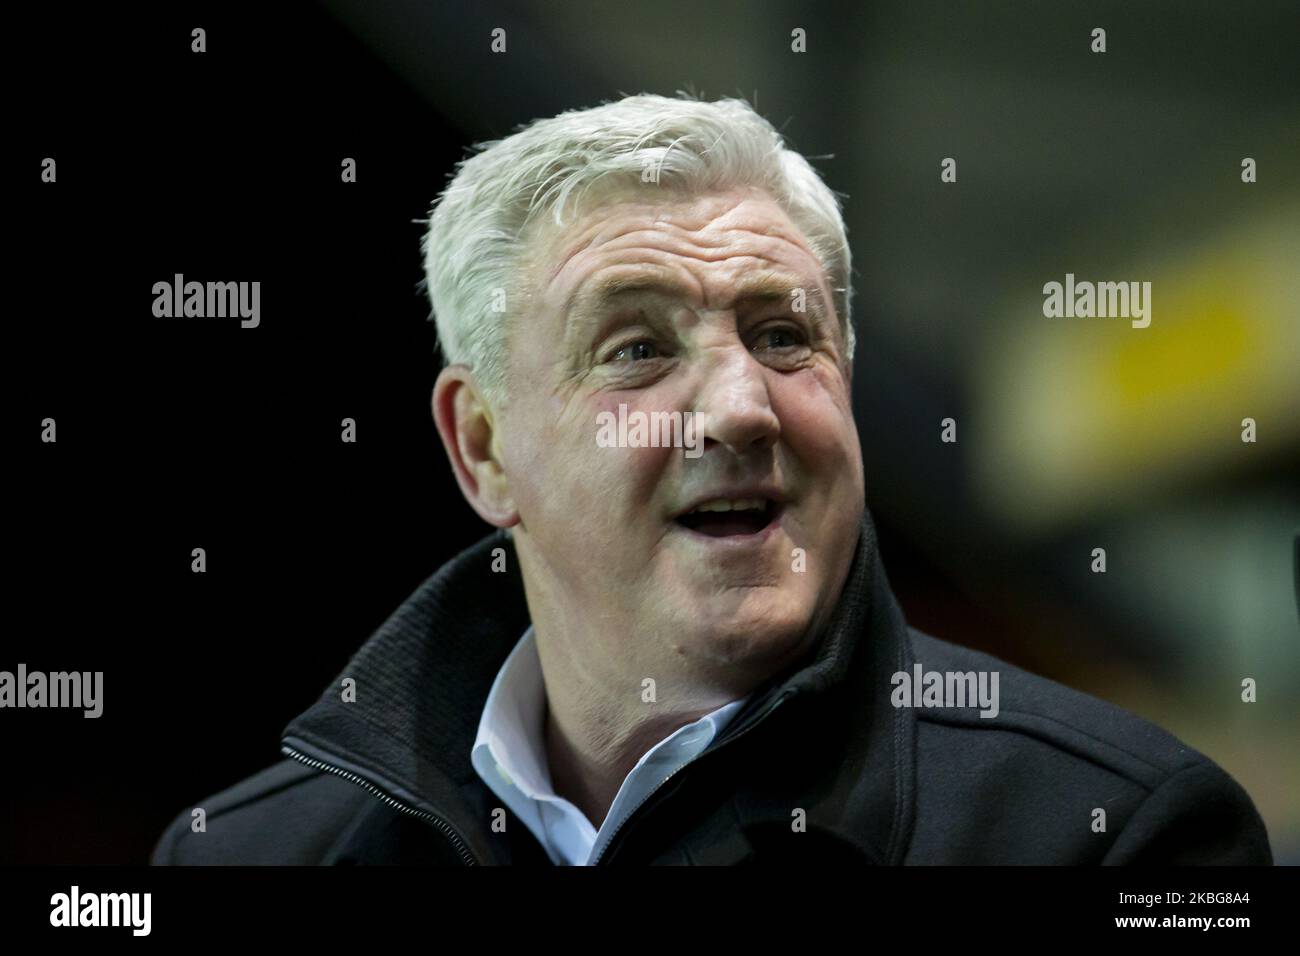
[{"left": 418, "top": 91, "right": 854, "bottom": 407}]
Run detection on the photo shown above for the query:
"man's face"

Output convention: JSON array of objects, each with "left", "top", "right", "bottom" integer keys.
[{"left": 497, "top": 185, "right": 865, "bottom": 694}]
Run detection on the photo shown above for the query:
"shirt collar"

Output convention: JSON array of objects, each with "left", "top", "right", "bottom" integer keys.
[
  {"left": 471, "top": 625, "right": 752, "bottom": 805},
  {"left": 470, "top": 626, "right": 551, "bottom": 799}
]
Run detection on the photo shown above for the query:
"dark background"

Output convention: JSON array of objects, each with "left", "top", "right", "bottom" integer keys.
[{"left": 8, "top": 0, "right": 1298, "bottom": 864}]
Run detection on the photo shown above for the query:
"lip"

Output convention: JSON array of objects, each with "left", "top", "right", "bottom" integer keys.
[
  {"left": 670, "top": 512, "right": 780, "bottom": 548},
  {"left": 665, "top": 489, "right": 785, "bottom": 548},
  {"left": 668, "top": 502, "right": 786, "bottom": 550},
  {"left": 670, "top": 487, "right": 787, "bottom": 521}
]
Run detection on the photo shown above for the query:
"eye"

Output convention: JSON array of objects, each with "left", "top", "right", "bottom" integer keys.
[
  {"left": 752, "top": 325, "right": 806, "bottom": 351},
  {"left": 609, "top": 340, "right": 660, "bottom": 362}
]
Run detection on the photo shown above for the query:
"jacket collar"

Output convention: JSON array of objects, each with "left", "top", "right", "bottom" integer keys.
[{"left": 280, "top": 509, "right": 915, "bottom": 865}]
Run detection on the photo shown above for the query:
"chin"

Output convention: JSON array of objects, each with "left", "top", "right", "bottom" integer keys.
[{"left": 676, "top": 597, "right": 813, "bottom": 668}]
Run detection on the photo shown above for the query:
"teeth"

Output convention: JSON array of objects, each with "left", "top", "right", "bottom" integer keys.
[{"left": 690, "top": 497, "right": 769, "bottom": 514}]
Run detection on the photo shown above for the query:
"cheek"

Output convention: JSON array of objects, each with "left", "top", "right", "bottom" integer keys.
[
  {"left": 773, "top": 364, "right": 859, "bottom": 472},
  {"left": 513, "top": 393, "right": 674, "bottom": 535},
  {"left": 588, "top": 393, "right": 679, "bottom": 510}
]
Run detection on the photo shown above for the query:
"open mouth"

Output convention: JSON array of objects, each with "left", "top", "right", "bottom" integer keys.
[{"left": 673, "top": 498, "right": 782, "bottom": 538}]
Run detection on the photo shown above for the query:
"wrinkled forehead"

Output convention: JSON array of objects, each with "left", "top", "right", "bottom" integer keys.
[{"left": 512, "top": 187, "right": 826, "bottom": 317}]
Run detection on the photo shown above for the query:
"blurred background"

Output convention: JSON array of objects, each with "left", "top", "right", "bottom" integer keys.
[{"left": 10, "top": 0, "right": 1298, "bottom": 864}]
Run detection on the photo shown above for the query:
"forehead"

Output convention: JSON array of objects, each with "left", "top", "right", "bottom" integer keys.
[{"left": 521, "top": 187, "right": 828, "bottom": 312}]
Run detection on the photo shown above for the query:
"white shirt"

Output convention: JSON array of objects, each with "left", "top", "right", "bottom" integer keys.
[{"left": 470, "top": 625, "right": 751, "bottom": 865}]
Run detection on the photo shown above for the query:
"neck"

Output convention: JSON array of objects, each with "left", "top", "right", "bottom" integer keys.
[{"left": 536, "top": 630, "right": 730, "bottom": 830}]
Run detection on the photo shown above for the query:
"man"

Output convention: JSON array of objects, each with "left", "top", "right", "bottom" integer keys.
[{"left": 151, "top": 93, "right": 1272, "bottom": 865}]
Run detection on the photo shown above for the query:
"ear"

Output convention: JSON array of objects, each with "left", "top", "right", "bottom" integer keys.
[{"left": 431, "top": 365, "right": 519, "bottom": 529}]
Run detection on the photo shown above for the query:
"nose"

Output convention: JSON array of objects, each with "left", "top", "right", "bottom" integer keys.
[{"left": 692, "top": 343, "right": 781, "bottom": 456}]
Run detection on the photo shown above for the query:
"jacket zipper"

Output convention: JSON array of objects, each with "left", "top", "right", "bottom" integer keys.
[
  {"left": 589, "top": 688, "right": 795, "bottom": 866},
  {"left": 280, "top": 743, "right": 480, "bottom": 866}
]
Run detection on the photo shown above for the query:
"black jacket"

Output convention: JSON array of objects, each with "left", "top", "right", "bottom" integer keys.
[{"left": 151, "top": 512, "right": 1273, "bottom": 865}]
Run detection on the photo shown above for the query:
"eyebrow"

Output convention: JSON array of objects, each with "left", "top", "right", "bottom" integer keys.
[{"left": 570, "top": 269, "right": 830, "bottom": 325}]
